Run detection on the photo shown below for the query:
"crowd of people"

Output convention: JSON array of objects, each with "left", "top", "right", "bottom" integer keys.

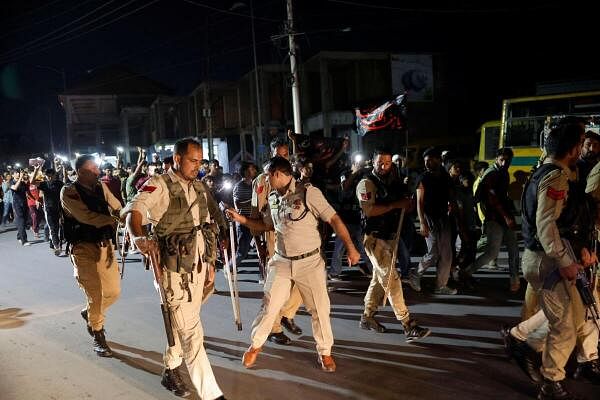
[{"left": 1, "top": 121, "right": 599, "bottom": 399}]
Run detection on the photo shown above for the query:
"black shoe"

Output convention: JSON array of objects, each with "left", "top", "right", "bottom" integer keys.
[
  {"left": 538, "top": 379, "right": 580, "bottom": 400},
  {"left": 80, "top": 309, "right": 93, "bottom": 337},
  {"left": 267, "top": 332, "right": 291, "bottom": 345},
  {"left": 573, "top": 359, "right": 600, "bottom": 384},
  {"left": 92, "top": 329, "right": 113, "bottom": 357},
  {"left": 281, "top": 317, "right": 302, "bottom": 335},
  {"left": 161, "top": 367, "right": 191, "bottom": 398},
  {"left": 402, "top": 319, "right": 430, "bottom": 342},
  {"left": 359, "top": 314, "right": 386, "bottom": 333},
  {"left": 501, "top": 325, "right": 543, "bottom": 384}
]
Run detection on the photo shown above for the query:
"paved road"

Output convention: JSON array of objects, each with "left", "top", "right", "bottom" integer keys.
[{"left": 0, "top": 224, "right": 597, "bottom": 400}]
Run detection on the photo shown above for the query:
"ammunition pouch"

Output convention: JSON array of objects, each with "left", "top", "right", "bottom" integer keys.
[
  {"left": 201, "top": 222, "right": 219, "bottom": 264},
  {"left": 159, "top": 229, "right": 198, "bottom": 274}
]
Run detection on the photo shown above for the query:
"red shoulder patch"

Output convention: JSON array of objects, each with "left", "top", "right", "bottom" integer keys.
[
  {"left": 547, "top": 187, "right": 566, "bottom": 201},
  {"left": 256, "top": 185, "right": 264, "bottom": 194},
  {"left": 360, "top": 192, "right": 372, "bottom": 201},
  {"left": 140, "top": 185, "right": 157, "bottom": 193}
]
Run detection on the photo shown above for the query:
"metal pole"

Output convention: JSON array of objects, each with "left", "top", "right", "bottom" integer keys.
[
  {"left": 204, "top": 14, "right": 214, "bottom": 161},
  {"left": 48, "top": 106, "right": 55, "bottom": 155},
  {"left": 287, "top": 0, "right": 302, "bottom": 134},
  {"left": 237, "top": 87, "right": 247, "bottom": 161},
  {"left": 250, "top": 0, "right": 263, "bottom": 152}
]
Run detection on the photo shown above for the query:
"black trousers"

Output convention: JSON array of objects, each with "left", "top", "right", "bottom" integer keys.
[
  {"left": 44, "top": 206, "right": 61, "bottom": 248},
  {"left": 13, "top": 201, "right": 28, "bottom": 242}
]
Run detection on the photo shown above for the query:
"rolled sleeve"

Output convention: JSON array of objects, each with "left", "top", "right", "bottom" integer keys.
[
  {"left": 356, "top": 178, "right": 376, "bottom": 215},
  {"left": 121, "top": 176, "right": 167, "bottom": 226},
  {"left": 536, "top": 171, "right": 573, "bottom": 268},
  {"left": 306, "top": 186, "right": 336, "bottom": 223}
]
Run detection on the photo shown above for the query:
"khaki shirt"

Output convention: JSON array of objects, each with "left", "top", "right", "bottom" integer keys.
[
  {"left": 61, "top": 181, "right": 121, "bottom": 228},
  {"left": 122, "top": 169, "right": 208, "bottom": 260},
  {"left": 536, "top": 159, "right": 573, "bottom": 268},
  {"left": 265, "top": 179, "right": 336, "bottom": 257}
]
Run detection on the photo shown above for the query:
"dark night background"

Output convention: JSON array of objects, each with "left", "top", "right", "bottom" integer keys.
[{"left": 0, "top": 0, "right": 597, "bottom": 161}]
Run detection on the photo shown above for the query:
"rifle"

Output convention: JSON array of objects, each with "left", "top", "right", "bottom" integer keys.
[
  {"left": 543, "top": 239, "right": 600, "bottom": 331},
  {"left": 382, "top": 208, "right": 406, "bottom": 307},
  {"left": 146, "top": 247, "right": 176, "bottom": 347},
  {"left": 220, "top": 203, "right": 243, "bottom": 330}
]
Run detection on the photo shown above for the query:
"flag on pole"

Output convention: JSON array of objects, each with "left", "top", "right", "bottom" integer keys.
[{"left": 354, "top": 93, "right": 407, "bottom": 136}]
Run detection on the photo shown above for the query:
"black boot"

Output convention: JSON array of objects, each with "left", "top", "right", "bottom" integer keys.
[
  {"left": 92, "top": 329, "right": 113, "bottom": 357},
  {"left": 573, "top": 359, "right": 600, "bottom": 384},
  {"left": 281, "top": 317, "right": 302, "bottom": 335},
  {"left": 500, "top": 325, "right": 542, "bottom": 383},
  {"left": 359, "top": 314, "right": 386, "bottom": 333},
  {"left": 161, "top": 367, "right": 191, "bottom": 398},
  {"left": 537, "top": 379, "right": 580, "bottom": 400},
  {"left": 80, "top": 309, "right": 93, "bottom": 337},
  {"left": 402, "top": 319, "right": 430, "bottom": 342},
  {"left": 267, "top": 331, "right": 291, "bottom": 345}
]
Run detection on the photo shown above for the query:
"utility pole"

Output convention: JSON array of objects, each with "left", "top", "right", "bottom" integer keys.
[
  {"left": 286, "top": 0, "right": 302, "bottom": 134},
  {"left": 250, "top": 0, "right": 263, "bottom": 154},
  {"left": 204, "top": 14, "right": 214, "bottom": 161}
]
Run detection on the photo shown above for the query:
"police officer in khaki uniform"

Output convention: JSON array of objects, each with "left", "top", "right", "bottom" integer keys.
[
  {"left": 124, "top": 138, "right": 226, "bottom": 400},
  {"left": 250, "top": 138, "right": 304, "bottom": 345},
  {"left": 228, "top": 156, "right": 360, "bottom": 372},
  {"left": 60, "top": 154, "right": 122, "bottom": 357},
  {"left": 521, "top": 120, "right": 598, "bottom": 399},
  {"left": 356, "top": 149, "right": 430, "bottom": 342}
]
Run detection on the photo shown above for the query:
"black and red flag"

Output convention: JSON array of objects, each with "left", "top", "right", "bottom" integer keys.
[{"left": 354, "top": 93, "right": 407, "bottom": 136}]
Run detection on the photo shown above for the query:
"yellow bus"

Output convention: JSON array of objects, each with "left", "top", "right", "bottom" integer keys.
[{"left": 479, "top": 91, "right": 600, "bottom": 200}]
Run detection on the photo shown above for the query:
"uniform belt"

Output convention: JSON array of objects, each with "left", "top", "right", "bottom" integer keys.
[{"left": 276, "top": 248, "right": 320, "bottom": 261}]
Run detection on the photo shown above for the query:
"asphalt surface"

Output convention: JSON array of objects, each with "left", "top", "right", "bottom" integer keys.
[{"left": 0, "top": 223, "right": 598, "bottom": 400}]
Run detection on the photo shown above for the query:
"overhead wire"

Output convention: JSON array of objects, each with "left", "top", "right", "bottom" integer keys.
[
  {"left": 0, "top": 0, "right": 98, "bottom": 40},
  {"left": 180, "top": 0, "right": 279, "bottom": 22},
  {"left": 0, "top": 0, "right": 126, "bottom": 61},
  {"left": 325, "top": 0, "right": 557, "bottom": 13},
  {"left": 0, "top": 0, "right": 161, "bottom": 65}
]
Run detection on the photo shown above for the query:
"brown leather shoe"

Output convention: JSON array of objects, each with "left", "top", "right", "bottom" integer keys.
[
  {"left": 318, "top": 355, "right": 336, "bottom": 372},
  {"left": 242, "top": 346, "right": 262, "bottom": 368}
]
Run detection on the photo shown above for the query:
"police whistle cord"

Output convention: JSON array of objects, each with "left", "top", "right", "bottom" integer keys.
[
  {"left": 221, "top": 220, "right": 243, "bottom": 331},
  {"left": 382, "top": 208, "right": 406, "bottom": 307},
  {"left": 147, "top": 248, "right": 176, "bottom": 347}
]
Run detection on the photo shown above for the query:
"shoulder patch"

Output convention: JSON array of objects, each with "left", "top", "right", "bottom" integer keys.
[
  {"left": 361, "top": 192, "right": 372, "bottom": 201},
  {"left": 140, "top": 185, "right": 157, "bottom": 193},
  {"left": 547, "top": 187, "right": 566, "bottom": 201},
  {"left": 256, "top": 185, "right": 263, "bottom": 194}
]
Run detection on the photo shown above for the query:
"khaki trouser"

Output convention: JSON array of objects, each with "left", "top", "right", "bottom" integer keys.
[
  {"left": 539, "top": 280, "right": 592, "bottom": 381},
  {"left": 163, "top": 266, "right": 223, "bottom": 400},
  {"left": 363, "top": 234, "right": 410, "bottom": 322},
  {"left": 271, "top": 284, "right": 303, "bottom": 334},
  {"left": 251, "top": 253, "right": 333, "bottom": 356},
  {"left": 71, "top": 242, "right": 121, "bottom": 331}
]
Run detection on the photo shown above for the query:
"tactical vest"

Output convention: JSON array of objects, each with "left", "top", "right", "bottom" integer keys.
[
  {"left": 522, "top": 163, "right": 593, "bottom": 254},
  {"left": 361, "top": 174, "right": 403, "bottom": 240},
  {"left": 154, "top": 175, "right": 211, "bottom": 274},
  {"left": 63, "top": 182, "right": 115, "bottom": 244}
]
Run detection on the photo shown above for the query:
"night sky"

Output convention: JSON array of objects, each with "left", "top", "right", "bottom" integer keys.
[{"left": 0, "top": 0, "right": 597, "bottom": 161}]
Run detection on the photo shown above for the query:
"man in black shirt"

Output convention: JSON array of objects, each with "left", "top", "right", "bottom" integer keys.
[
  {"left": 11, "top": 168, "right": 38, "bottom": 246},
  {"left": 39, "top": 168, "right": 65, "bottom": 255},
  {"left": 409, "top": 147, "right": 457, "bottom": 295}
]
